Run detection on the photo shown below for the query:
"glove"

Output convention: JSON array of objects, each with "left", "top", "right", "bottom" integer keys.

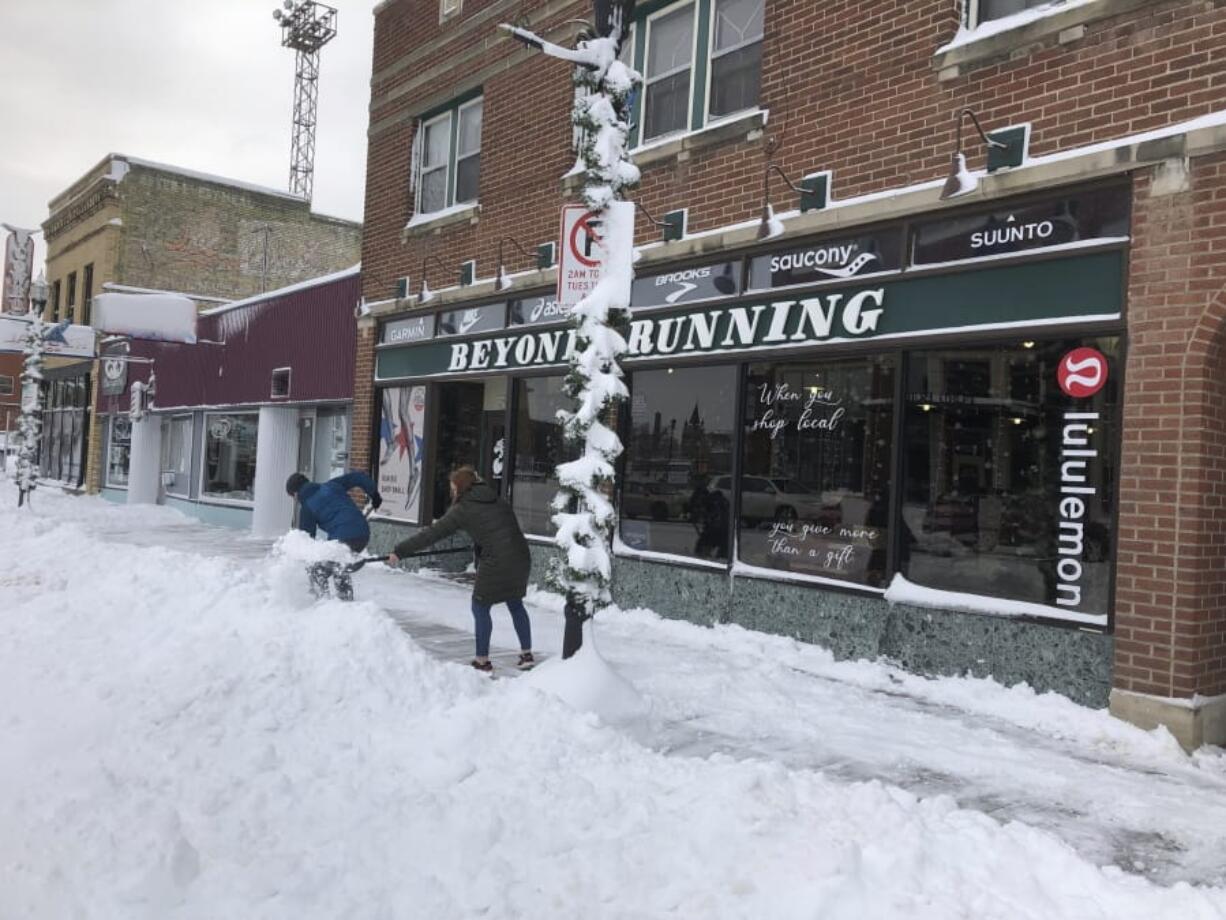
[{"left": 371, "top": 493, "right": 383, "bottom": 511}]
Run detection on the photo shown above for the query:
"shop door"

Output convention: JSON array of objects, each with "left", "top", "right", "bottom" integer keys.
[{"left": 433, "top": 378, "right": 507, "bottom": 517}]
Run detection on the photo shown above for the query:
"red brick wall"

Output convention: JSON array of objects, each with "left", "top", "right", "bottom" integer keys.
[
  {"left": 361, "top": 0, "right": 1226, "bottom": 304},
  {"left": 1115, "top": 152, "right": 1226, "bottom": 699}
]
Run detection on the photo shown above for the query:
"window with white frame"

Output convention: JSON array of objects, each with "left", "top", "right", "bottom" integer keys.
[
  {"left": 635, "top": 0, "right": 764, "bottom": 145},
  {"left": 708, "top": 0, "right": 764, "bottom": 119},
  {"left": 413, "top": 95, "right": 483, "bottom": 217},
  {"left": 972, "top": 0, "right": 1052, "bottom": 25},
  {"left": 455, "top": 98, "right": 482, "bottom": 205},
  {"left": 643, "top": 2, "right": 696, "bottom": 142},
  {"left": 202, "top": 412, "right": 258, "bottom": 503},
  {"left": 418, "top": 112, "right": 452, "bottom": 215}
]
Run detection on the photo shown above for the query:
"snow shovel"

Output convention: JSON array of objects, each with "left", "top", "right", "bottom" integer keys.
[{"left": 307, "top": 546, "right": 475, "bottom": 601}]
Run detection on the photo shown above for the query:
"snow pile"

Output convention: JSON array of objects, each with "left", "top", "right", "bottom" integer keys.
[
  {"left": 525, "top": 621, "right": 648, "bottom": 723},
  {"left": 4, "top": 486, "right": 1226, "bottom": 918},
  {"left": 93, "top": 292, "right": 199, "bottom": 344}
]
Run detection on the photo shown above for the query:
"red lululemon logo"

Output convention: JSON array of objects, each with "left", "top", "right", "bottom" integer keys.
[{"left": 1058, "top": 348, "right": 1108, "bottom": 398}]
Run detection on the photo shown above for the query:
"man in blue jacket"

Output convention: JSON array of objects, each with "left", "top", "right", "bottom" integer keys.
[
  {"left": 286, "top": 470, "right": 382, "bottom": 551},
  {"left": 287, "top": 471, "right": 383, "bottom": 600}
]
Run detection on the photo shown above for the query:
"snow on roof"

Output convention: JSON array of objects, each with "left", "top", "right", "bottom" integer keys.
[
  {"left": 198, "top": 264, "right": 361, "bottom": 317},
  {"left": 116, "top": 155, "right": 307, "bottom": 203},
  {"left": 102, "top": 282, "right": 232, "bottom": 306}
]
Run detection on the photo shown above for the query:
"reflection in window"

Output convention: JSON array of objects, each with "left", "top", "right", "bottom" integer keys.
[
  {"left": 738, "top": 357, "right": 895, "bottom": 586},
  {"left": 203, "top": 413, "right": 258, "bottom": 502},
  {"left": 977, "top": 0, "right": 1049, "bottom": 24},
  {"left": 621, "top": 365, "right": 737, "bottom": 559},
  {"left": 38, "top": 374, "right": 88, "bottom": 486},
  {"left": 900, "top": 339, "right": 1118, "bottom": 615},
  {"left": 107, "top": 415, "right": 132, "bottom": 487},
  {"left": 511, "top": 376, "right": 575, "bottom": 537}
]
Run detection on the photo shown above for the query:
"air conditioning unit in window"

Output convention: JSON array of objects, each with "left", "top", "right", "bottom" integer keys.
[{"left": 271, "top": 367, "right": 291, "bottom": 399}]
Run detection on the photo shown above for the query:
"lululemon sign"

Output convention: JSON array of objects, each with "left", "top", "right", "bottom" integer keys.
[
  {"left": 1057, "top": 347, "right": 1108, "bottom": 398},
  {"left": 557, "top": 202, "right": 633, "bottom": 309}
]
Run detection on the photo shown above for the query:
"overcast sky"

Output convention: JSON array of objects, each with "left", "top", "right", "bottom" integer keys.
[{"left": 0, "top": 0, "right": 378, "bottom": 273}]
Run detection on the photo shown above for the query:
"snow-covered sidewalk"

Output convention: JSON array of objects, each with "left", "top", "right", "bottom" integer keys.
[{"left": 4, "top": 486, "right": 1226, "bottom": 919}]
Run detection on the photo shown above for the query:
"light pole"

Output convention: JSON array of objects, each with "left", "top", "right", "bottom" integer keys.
[
  {"left": 502, "top": 3, "right": 639, "bottom": 657},
  {"left": 15, "top": 272, "right": 48, "bottom": 507}
]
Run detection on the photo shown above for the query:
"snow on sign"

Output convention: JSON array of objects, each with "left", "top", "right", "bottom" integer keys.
[
  {"left": 93, "top": 292, "right": 198, "bottom": 344},
  {"left": 0, "top": 315, "right": 95, "bottom": 359},
  {"left": 557, "top": 202, "right": 634, "bottom": 308}
]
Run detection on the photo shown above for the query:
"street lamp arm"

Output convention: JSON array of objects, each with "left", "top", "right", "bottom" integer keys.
[{"left": 499, "top": 23, "right": 603, "bottom": 68}]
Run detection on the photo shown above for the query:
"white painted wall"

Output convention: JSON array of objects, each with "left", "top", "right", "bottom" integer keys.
[{"left": 251, "top": 406, "right": 299, "bottom": 538}]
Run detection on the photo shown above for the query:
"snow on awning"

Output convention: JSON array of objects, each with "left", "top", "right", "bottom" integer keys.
[{"left": 93, "top": 292, "right": 198, "bottom": 344}]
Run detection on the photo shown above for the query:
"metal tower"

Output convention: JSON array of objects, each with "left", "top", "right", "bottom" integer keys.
[{"left": 272, "top": 0, "right": 337, "bottom": 201}]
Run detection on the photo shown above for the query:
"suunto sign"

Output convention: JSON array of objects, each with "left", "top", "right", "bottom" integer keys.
[{"left": 911, "top": 187, "right": 1130, "bottom": 266}]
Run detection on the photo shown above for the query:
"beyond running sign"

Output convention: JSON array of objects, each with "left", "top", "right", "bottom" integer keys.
[
  {"left": 375, "top": 250, "right": 1124, "bottom": 381},
  {"left": 444, "top": 288, "right": 886, "bottom": 372}
]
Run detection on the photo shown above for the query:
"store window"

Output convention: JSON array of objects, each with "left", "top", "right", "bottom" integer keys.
[
  {"left": 160, "top": 415, "right": 193, "bottom": 497},
  {"left": 106, "top": 415, "right": 132, "bottom": 487},
  {"left": 413, "top": 95, "right": 483, "bottom": 217},
  {"left": 202, "top": 413, "right": 258, "bottom": 502},
  {"left": 511, "top": 375, "right": 575, "bottom": 537},
  {"left": 621, "top": 365, "right": 737, "bottom": 559},
  {"left": 709, "top": 0, "right": 764, "bottom": 119},
  {"left": 900, "top": 338, "right": 1119, "bottom": 616},
  {"left": 378, "top": 387, "right": 428, "bottom": 522},
  {"left": 737, "top": 356, "right": 895, "bottom": 586},
  {"left": 39, "top": 375, "right": 88, "bottom": 486}
]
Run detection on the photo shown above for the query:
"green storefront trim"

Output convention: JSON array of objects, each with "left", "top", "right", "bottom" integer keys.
[{"left": 376, "top": 249, "right": 1124, "bottom": 381}]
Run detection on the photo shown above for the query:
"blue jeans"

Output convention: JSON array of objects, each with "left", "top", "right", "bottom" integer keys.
[{"left": 472, "top": 598, "right": 531, "bottom": 658}]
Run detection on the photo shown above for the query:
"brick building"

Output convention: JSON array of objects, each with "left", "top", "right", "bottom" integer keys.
[
  {"left": 354, "top": 0, "right": 1226, "bottom": 747},
  {"left": 37, "top": 154, "right": 361, "bottom": 494}
]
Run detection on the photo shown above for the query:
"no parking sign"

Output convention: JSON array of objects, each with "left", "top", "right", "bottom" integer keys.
[{"left": 557, "top": 202, "right": 633, "bottom": 309}]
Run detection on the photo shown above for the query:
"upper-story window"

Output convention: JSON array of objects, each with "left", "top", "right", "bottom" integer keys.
[
  {"left": 82, "top": 263, "right": 94, "bottom": 326},
  {"left": 66, "top": 271, "right": 77, "bottom": 323},
  {"left": 635, "top": 0, "right": 764, "bottom": 145},
  {"left": 972, "top": 0, "right": 1051, "bottom": 24},
  {"left": 440, "top": 0, "right": 461, "bottom": 21},
  {"left": 709, "top": 0, "right": 764, "bottom": 118},
  {"left": 51, "top": 280, "right": 61, "bottom": 321},
  {"left": 414, "top": 96, "right": 483, "bottom": 218}
]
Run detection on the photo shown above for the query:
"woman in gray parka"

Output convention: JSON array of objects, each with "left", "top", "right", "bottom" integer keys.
[{"left": 387, "top": 466, "right": 535, "bottom": 672}]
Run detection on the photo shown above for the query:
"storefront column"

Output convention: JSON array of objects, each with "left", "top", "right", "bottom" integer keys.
[
  {"left": 252, "top": 405, "right": 298, "bottom": 537},
  {"left": 126, "top": 415, "right": 161, "bottom": 505}
]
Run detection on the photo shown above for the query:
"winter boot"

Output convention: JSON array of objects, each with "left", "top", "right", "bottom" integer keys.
[
  {"left": 471, "top": 659, "right": 494, "bottom": 674},
  {"left": 516, "top": 652, "right": 536, "bottom": 671}
]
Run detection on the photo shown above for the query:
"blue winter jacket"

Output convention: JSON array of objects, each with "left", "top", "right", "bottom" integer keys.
[{"left": 297, "top": 471, "right": 381, "bottom": 542}]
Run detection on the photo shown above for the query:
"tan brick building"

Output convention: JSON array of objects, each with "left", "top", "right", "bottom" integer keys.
[
  {"left": 355, "top": 0, "right": 1226, "bottom": 746},
  {"left": 38, "top": 154, "right": 361, "bottom": 494}
]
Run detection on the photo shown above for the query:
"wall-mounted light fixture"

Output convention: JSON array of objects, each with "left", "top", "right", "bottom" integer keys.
[
  {"left": 495, "top": 237, "right": 536, "bottom": 292},
  {"left": 939, "top": 108, "right": 1023, "bottom": 200},
  {"left": 637, "top": 201, "right": 687, "bottom": 243},
  {"left": 418, "top": 254, "right": 449, "bottom": 304},
  {"left": 756, "top": 140, "right": 830, "bottom": 240}
]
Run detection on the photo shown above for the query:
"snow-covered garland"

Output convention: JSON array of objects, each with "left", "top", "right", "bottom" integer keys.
[
  {"left": 502, "top": 18, "right": 641, "bottom": 645},
  {"left": 15, "top": 314, "right": 46, "bottom": 508}
]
